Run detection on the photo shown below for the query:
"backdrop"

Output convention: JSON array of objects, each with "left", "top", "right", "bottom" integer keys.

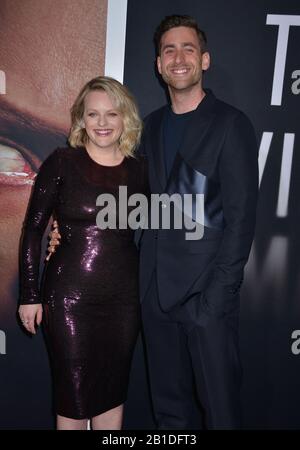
[{"left": 0, "top": 0, "right": 299, "bottom": 430}]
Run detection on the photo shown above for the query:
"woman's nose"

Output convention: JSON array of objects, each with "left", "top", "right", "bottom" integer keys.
[{"left": 97, "top": 115, "right": 107, "bottom": 126}]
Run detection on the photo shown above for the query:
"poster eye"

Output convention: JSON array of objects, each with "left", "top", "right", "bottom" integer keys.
[{"left": 0, "top": 143, "right": 36, "bottom": 185}]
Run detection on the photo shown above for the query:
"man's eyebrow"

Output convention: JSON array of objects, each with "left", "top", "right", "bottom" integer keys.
[
  {"left": 162, "top": 42, "right": 198, "bottom": 51},
  {"left": 0, "top": 98, "right": 67, "bottom": 160},
  {"left": 162, "top": 44, "right": 176, "bottom": 50},
  {"left": 182, "top": 42, "right": 198, "bottom": 48}
]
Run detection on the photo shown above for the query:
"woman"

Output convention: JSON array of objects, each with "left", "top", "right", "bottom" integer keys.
[
  {"left": 18, "top": 76, "right": 147, "bottom": 430},
  {"left": 0, "top": 0, "right": 107, "bottom": 325}
]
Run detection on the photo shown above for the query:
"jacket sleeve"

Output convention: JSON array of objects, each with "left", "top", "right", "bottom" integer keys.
[
  {"left": 19, "top": 149, "right": 62, "bottom": 305},
  {"left": 203, "top": 112, "right": 258, "bottom": 314}
]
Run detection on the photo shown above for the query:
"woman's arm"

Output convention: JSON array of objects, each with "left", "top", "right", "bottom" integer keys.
[{"left": 19, "top": 149, "right": 62, "bottom": 332}]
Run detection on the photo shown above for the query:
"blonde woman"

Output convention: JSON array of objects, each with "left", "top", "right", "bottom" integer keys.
[{"left": 18, "top": 77, "right": 147, "bottom": 430}]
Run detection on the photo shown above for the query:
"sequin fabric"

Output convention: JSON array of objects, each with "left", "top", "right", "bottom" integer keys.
[{"left": 20, "top": 146, "right": 148, "bottom": 419}]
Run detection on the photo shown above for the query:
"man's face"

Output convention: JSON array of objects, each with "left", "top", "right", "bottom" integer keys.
[{"left": 157, "top": 26, "right": 210, "bottom": 92}]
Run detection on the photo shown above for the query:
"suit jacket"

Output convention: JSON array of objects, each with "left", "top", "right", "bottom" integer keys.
[{"left": 139, "top": 89, "right": 258, "bottom": 313}]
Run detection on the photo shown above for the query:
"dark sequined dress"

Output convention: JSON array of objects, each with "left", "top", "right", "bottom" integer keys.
[{"left": 20, "top": 146, "right": 148, "bottom": 419}]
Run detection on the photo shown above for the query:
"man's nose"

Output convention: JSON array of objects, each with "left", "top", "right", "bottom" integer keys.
[{"left": 174, "top": 49, "right": 185, "bottom": 64}]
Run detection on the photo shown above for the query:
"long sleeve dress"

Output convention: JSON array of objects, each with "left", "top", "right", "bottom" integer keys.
[{"left": 20, "top": 146, "right": 148, "bottom": 420}]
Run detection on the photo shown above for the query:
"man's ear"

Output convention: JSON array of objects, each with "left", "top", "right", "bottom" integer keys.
[
  {"left": 157, "top": 56, "right": 162, "bottom": 75},
  {"left": 202, "top": 52, "right": 210, "bottom": 71}
]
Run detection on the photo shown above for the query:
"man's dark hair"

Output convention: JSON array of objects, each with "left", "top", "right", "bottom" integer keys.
[{"left": 154, "top": 15, "right": 207, "bottom": 56}]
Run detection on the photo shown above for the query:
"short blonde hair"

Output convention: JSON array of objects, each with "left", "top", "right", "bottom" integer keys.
[{"left": 68, "top": 76, "right": 142, "bottom": 158}]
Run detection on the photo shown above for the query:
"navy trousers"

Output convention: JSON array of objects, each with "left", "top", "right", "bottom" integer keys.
[{"left": 141, "top": 273, "right": 243, "bottom": 430}]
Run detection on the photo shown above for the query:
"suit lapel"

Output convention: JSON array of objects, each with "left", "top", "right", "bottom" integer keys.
[
  {"left": 178, "top": 90, "right": 216, "bottom": 161},
  {"left": 149, "top": 90, "right": 217, "bottom": 191},
  {"left": 150, "top": 107, "right": 168, "bottom": 190},
  {"left": 166, "top": 90, "right": 217, "bottom": 189}
]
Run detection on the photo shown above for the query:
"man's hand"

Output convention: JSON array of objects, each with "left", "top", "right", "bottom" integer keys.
[
  {"left": 46, "top": 220, "right": 61, "bottom": 261},
  {"left": 18, "top": 304, "right": 43, "bottom": 335}
]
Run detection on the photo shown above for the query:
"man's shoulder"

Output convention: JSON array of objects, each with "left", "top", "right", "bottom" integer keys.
[
  {"left": 213, "top": 95, "right": 246, "bottom": 121},
  {"left": 212, "top": 94, "right": 254, "bottom": 130},
  {"left": 143, "top": 96, "right": 247, "bottom": 122},
  {"left": 211, "top": 95, "right": 256, "bottom": 147},
  {"left": 143, "top": 105, "right": 167, "bottom": 128}
]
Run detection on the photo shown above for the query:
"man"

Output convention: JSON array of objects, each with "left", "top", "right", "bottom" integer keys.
[
  {"left": 49, "top": 14, "right": 258, "bottom": 430},
  {"left": 137, "top": 15, "right": 258, "bottom": 430}
]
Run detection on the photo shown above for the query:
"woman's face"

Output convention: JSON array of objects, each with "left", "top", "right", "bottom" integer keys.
[
  {"left": 0, "top": 0, "right": 107, "bottom": 322},
  {"left": 83, "top": 91, "right": 124, "bottom": 153}
]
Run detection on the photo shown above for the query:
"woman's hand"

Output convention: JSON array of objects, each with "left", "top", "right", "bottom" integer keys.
[
  {"left": 18, "top": 304, "right": 43, "bottom": 334},
  {"left": 46, "top": 220, "right": 61, "bottom": 261}
]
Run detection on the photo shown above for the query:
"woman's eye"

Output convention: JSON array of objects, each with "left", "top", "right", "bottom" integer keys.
[
  {"left": 0, "top": 143, "right": 36, "bottom": 186},
  {"left": 88, "top": 112, "right": 96, "bottom": 117}
]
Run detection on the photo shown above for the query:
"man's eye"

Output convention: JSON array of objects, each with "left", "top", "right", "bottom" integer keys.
[{"left": 0, "top": 143, "right": 36, "bottom": 185}]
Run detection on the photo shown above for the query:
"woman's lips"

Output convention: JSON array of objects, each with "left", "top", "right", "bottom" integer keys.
[
  {"left": 94, "top": 129, "right": 113, "bottom": 136},
  {"left": 0, "top": 144, "right": 36, "bottom": 186}
]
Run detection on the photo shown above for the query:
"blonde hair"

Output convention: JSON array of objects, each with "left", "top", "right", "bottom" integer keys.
[{"left": 68, "top": 76, "right": 142, "bottom": 158}]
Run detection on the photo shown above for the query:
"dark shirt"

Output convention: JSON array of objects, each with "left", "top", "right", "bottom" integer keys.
[{"left": 162, "top": 105, "right": 194, "bottom": 178}]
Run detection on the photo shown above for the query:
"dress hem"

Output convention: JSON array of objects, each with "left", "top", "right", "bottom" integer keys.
[{"left": 56, "top": 397, "right": 127, "bottom": 420}]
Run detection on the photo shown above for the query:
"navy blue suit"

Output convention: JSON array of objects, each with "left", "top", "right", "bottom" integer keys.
[{"left": 139, "top": 90, "right": 258, "bottom": 429}]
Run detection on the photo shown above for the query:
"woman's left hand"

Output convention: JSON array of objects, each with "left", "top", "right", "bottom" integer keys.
[{"left": 18, "top": 304, "right": 43, "bottom": 335}]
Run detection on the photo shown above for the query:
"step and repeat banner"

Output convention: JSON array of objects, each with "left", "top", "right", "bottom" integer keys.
[{"left": 0, "top": 0, "right": 299, "bottom": 429}]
